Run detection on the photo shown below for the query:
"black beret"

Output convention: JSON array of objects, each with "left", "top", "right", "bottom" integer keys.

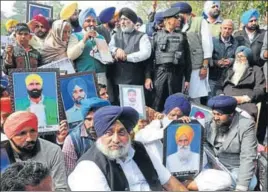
[
  {"left": 208, "top": 96, "right": 237, "bottom": 114},
  {"left": 119, "top": 7, "right": 138, "bottom": 24},
  {"left": 163, "top": 7, "right": 181, "bottom": 18},
  {"left": 171, "top": 2, "right": 192, "bottom": 14}
]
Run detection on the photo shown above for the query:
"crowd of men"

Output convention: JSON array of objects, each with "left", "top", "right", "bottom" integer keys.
[{"left": 0, "top": 0, "right": 267, "bottom": 191}]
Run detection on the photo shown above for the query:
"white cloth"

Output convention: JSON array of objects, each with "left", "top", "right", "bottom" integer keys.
[
  {"left": 109, "top": 33, "right": 152, "bottom": 63},
  {"left": 166, "top": 150, "right": 200, "bottom": 172},
  {"left": 29, "top": 95, "right": 46, "bottom": 127},
  {"left": 1, "top": 132, "right": 8, "bottom": 141},
  {"left": 189, "top": 69, "right": 211, "bottom": 98},
  {"left": 68, "top": 146, "right": 171, "bottom": 191},
  {"left": 201, "top": 19, "right": 213, "bottom": 59}
]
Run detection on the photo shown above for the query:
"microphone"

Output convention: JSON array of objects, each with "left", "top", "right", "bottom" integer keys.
[{"left": 86, "top": 26, "right": 95, "bottom": 40}]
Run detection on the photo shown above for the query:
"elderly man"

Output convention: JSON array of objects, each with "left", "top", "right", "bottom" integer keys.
[
  {"left": 2, "top": 111, "right": 68, "bottom": 191},
  {"left": 108, "top": 7, "right": 152, "bottom": 105},
  {"left": 234, "top": 9, "right": 266, "bottom": 67},
  {"left": 167, "top": 125, "right": 200, "bottom": 173},
  {"left": 209, "top": 19, "right": 239, "bottom": 98},
  {"left": 202, "top": 0, "right": 223, "bottom": 37},
  {"left": 1, "top": 161, "right": 52, "bottom": 191},
  {"left": 62, "top": 97, "right": 110, "bottom": 175},
  {"left": 3, "top": 23, "right": 41, "bottom": 74},
  {"left": 66, "top": 77, "right": 88, "bottom": 124},
  {"left": 218, "top": 46, "right": 265, "bottom": 118},
  {"left": 60, "top": 2, "right": 82, "bottom": 33},
  {"left": 15, "top": 73, "right": 58, "bottom": 128},
  {"left": 67, "top": 8, "right": 107, "bottom": 84},
  {"left": 68, "top": 105, "right": 188, "bottom": 191},
  {"left": 171, "top": 2, "right": 213, "bottom": 105},
  {"left": 28, "top": 14, "right": 50, "bottom": 52},
  {"left": 146, "top": 7, "right": 191, "bottom": 112}
]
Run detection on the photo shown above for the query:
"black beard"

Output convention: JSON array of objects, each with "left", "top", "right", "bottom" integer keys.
[
  {"left": 36, "top": 31, "right": 47, "bottom": 39},
  {"left": 86, "top": 127, "right": 97, "bottom": 140},
  {"left": 11, "top": 139, "right": 38, "bottom": 156},
  {"left": 107, "top": 22, "right": 115, "bottom": 29},
  {"left": 246, "top": 24, "right": 258, "bottom": 31},
  {"left": 214, "top": 118, "right": 232, "bottom": 134},
  {"left": 27, "top": 89, "right": 42, "bottom": 98},
  {"left": 210, "top": 10, "right": 221, "bottom": 19},
  {"left": 70, "top": 19, "right": 80, "bottom": 28}
]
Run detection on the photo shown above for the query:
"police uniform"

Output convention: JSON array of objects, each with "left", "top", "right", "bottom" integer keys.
[{"left": 151, "top": 8, "right": 191, "bottom": 112}]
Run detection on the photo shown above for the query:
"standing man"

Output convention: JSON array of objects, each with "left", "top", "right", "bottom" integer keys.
[
  {"left": 172, "top": 2, "right": 213, "bottom": 104},
  {"left": 234, "top": 9, "right": 266, "bottom": 67},
  {"left": 209, "top": 19, "right": 239, "bottom": 98},
  {"left": 68, "top": 105, "right": 188, "bottom": 191},
  {"left": 146, "top": 7, "right": 191, "bottom": 112},
  {"left": 3, "top": 111, "right": 68, "bottom": 191},
  {"left": 109, "top": 8, "right": 152, "bottom": 105},
  {"left": 5, "top": 19, "right": 18, "bottom": 36},
  {"left": 15, "top": 74, "right": 58, "bottom": 128}
]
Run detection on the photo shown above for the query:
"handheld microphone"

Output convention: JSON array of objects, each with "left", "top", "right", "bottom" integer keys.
[{"left": 86, "top": 26, "right": 95, "bottom": 40}]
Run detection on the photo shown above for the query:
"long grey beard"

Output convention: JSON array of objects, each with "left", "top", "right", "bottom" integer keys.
[
  {"left": 231, "top": 60, "right": 249, "bottom": 85},
  {"left": 177, "top": 145, "right": 191, "bottom": 162}
]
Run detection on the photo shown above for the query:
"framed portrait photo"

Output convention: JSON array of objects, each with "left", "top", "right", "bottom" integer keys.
[
  {"left": 26, "top": 2, "right": 53, "bottom": 22},
  {"left": 163, "top": 120, "right": 204, "bottom": 180},
  {"left": 59, "top": 72, "right": 98, "bottom": 129},
  {"left": 8, "top": 68, "right": 62, "bottom": 133},
  {"left": 119, "top": 84, "right": 146, "bottom": 120},
  {"left": 189, "top": 103, "right": 213, "bottom": 127},
  {"left": 39, "top": 58, "right": 76, "bottom": 74}
]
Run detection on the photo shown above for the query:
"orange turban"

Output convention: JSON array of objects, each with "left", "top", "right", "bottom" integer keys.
[
  {"left": 113, "top": 11, "right": 119, "bottom": 20},
  {"left": 1, "top": 97, "right": 12, "bottom": 113},
  {"left": 175, "top": 125, "right": 194, "bottom": 144},
  {"left": 3, "top": 111, "right": 38, "bottom": 139}
]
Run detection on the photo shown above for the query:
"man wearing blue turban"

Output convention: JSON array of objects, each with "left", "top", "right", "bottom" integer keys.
[
  {"left": 234, "top": 9, "right": 266, "bottom": 67},
  {"left": 65, "top": 78, "right": 88, "bottom": 124}
]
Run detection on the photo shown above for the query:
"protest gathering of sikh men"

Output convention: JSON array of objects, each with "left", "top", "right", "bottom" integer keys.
[{"left": 1, "top": 0, "right": 268, "bottom": 191}]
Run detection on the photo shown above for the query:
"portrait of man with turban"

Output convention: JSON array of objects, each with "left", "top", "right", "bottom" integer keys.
[
  {"left": 14, "top": 73, "right": 59, "bottom": 129},
  {"left": 166, "top": 124, "right": 200, "bottom": 173}
]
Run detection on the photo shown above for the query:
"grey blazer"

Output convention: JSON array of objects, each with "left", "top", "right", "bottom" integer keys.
[{"left": 205, "top": 112, "right": 258, "bottom": 188}]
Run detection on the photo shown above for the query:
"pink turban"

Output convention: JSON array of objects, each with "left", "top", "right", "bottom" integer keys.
[
  {"left": 3, "top": 111, "right": 38, "bottom": 139},
  {"left": 33, "top": 14, "right": 50, "bottom": 31}
]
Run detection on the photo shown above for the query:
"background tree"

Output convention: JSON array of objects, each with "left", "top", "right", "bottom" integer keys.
[{"left": 43, "top": 1, "right": 64, "bottom": 19}]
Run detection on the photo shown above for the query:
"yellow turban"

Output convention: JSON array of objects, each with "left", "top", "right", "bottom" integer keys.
[
  {"left": 60, "top": 2, "right": 78, "bottom": 20},
  {"left": 175, "top": 125, "right": 194, "bottom": 143},
  {"left": 25, "top": 74, "right": 43, "bottom": 87},
  {"left": 5, "top": 19, "right": 19, "bottom": 31}
]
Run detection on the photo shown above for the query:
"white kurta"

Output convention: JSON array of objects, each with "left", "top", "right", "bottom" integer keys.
[{"left": 189, "top": 69, "right": 211, "bottom": 98}]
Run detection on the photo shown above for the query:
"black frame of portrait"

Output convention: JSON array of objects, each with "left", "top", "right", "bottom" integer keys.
[
  {"left": 163, "top": 119, "right": 204, "bottom": 181},
  {"left": 119, "top": 84, "right": 147, "bottom": 120},
  {"left": 26, "top": 1, "right": 53, "bottom": 22},
  {"left": 8, "top": 68, "right": 63, "bottom": 134}
]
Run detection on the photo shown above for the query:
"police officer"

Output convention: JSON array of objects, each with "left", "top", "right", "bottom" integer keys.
[{"left": 145, "top": 7, "right": 191, "bottom": 112}]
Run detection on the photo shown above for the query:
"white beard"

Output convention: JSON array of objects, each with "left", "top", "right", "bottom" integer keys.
[
  {"left": 231, "top": 60, "right": 249, "bottom": 85},
  {"left": 177, "top": 145, "right": 191, "bottom": 162},
  {"left": 121, "top": 26, "right": 135, "bottom": 33},
  {"left": 96, "top": 137, "right": 131, "bottom": 160}
]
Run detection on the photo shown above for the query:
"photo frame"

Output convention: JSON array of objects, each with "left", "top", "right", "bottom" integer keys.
[
  {"left": 1, "top": 140, "right": 15, "bottom": 173},
  {"left": 39, "top": 58, "right": 76, "bottom": 74},
  {"left": 189, "top": 103, "right": 213, "bottom": 127},
  {"left": 26, "top": 2, "right": 53, "bottom": 22},
  {"left": 59, "top": 72, "right": 98, "bottom": 129},
  {"left": 163, "top": 120, "right": 204, "bottom": 180},
  {"left": 8, "top": 68, "right": 63, "bottom": 133},
  {"left": 119, "top": 84, "right": 147, "bottom": 120}
]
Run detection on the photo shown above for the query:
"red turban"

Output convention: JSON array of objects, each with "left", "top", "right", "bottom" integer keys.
[
  {"left": 33, "top": 14, "right": 50, "bottom": 31},
  {"left": 1, "top": 97, "right": 12, "bottom": 113},
  {"left": 3, "top": 111, "right": 38, "bottom": 139}
]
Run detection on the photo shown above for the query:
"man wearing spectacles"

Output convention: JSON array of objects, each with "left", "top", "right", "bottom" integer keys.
[{"left": 234, "top": 9, "right": 266, "bottom": 67}]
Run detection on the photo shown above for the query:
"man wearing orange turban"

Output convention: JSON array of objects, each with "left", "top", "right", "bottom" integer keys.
[
  {"left": 166, "top": 124, "right": 200, "bottom": 172},
  {"left": 3, "top": 111, "right": 68, "bottom": 191}
]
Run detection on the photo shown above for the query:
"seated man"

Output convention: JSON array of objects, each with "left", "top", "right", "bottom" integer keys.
[
  {"left": 68, "top": 106, "right": 188, "bottom": 191},
  {"left": 1, "top": 161, "right": 52, "bottom": 191},
  {"left": 218, "top": 46, "right": 265, "bottom": 118},
  {"left": 185, "top": 96, "right": 258, "bottom": 191},
  {"left": 3, "top": 111, "right": 68, "bottom": 191},
  {"left": 62, "top": 97, "right": 110, "bottom": 175}
]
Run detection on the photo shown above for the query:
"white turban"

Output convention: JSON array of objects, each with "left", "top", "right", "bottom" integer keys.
[{"left": 203, "top": 1, "right": 221, "bottom": 16}]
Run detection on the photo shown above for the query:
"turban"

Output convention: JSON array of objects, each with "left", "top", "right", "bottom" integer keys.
[
  {"left": 67, "top": 78, "right": 87, "bottom": 98},
  {"left": 208, "top": 96, "right": 237, "bottom": 114},
  {"left": 154, "top": 11, "right": 164, "bottom": 25},
  {"left": 79, "top": 8, "right": 97, "bottom": 27},
  {"left": 0, "top": 75, "right": 8, "bottom": 89},
  {"left": 163, "top": 94, "right": 191, "bottom": 116},
  {"left": 3, "top": 111, "right": 38, "bottom": 139},
  {"left": 32, "top": 14, "right": 50, "bottom": 31},
  {"left": 241, "top": 9, "right": 259, "bottom": 25},
  {"left": 5, "top": 19, "right": 18, "bottom": 31},
  {"left": 0, "top": 97, "right": 12, "bottom": 114},
  {"left": 113, "top": 11, "right": 119, "bottom": 20},
  {"left": 235, "top": 46, "right": 253, "bottom": 63},
  {"left": 137, "top": 17, "right": 143, "bottom": 25},
  {"left": 119, "top": 7, "right": 138, "bottom": 24},
  {"left": 98, "top": 7, "right": 116, "bottom": 24},
  {"left": 203, "top": 1, "right": 221, "bottom": 16},
  {"left": 171, "top": 2, "right": 192, "bottom": 14},
  {"left": 60, "top": 2, "right": 78, "bottom": 20},
  {"left": 25, "top": 74, "right": 43, "bottom": 87},
  {"left": 175, "top": 125, "right": 194, "bottom": 144},
  {"left": 81, "top": 97, "right": 110, "bottom": 119},
  {"left": 94, "top": 106, "right": 139, "bottom": 138}
]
